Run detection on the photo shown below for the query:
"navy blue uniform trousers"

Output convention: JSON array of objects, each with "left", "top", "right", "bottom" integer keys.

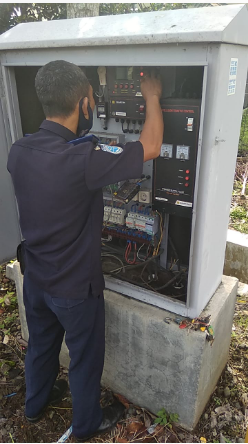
[{"left": 23, "top": 274, "right": 105, "bottom": 437}]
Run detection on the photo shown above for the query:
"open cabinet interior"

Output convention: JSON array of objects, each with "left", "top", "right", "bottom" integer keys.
[{"left": 14, "top": 64, "right": 204, "bottom": 306}]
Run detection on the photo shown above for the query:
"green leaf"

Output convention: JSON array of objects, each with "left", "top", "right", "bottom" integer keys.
[
  {"left": 154, "top": 418, "right": 162, "bottom": 424},
  {"left": 169, "top": 413, "right": 179, "bottom": 423},
  {"left": 157, "top": 408, "right": 166, "bottom": 417},
  {"left": 6, "top": 360, "right": 15, "bottom": 367}
]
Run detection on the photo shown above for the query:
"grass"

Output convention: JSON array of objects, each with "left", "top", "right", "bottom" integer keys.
[
  {"left": 239, "top": 108, "right": 248, "bottom": 154},
  {"left": 236, "top": 314, "right": 248, "bottom": 329},
  {"left": 230, "top": 206, "right": 247, "bottom": 220},
  {"left": 229, "top": 205, "right": 248, "bottom": 234}
]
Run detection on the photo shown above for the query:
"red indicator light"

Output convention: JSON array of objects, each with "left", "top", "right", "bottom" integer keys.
[
  {"left": 120, "top": 84, "right": 123, "bottom": 89},
  {"left": 140, "top": 72, "right": 144, "bottom": 77},
  {"left": 125, "top": 84, "right": 129, "bottom": 89},
  {"left": 185, "top": 183, "right": 189, "bottom": 187},
  {"left": 114, "top": 84, "right": 118, "bottom": 89},
  {"left": 186, "top": 169, "right": 190, "bottom": 174},
  {"left": 185, "top": 176, "right": 189, "bottom": 181},
  {"left": 130, "top": 84, "right": 134, "bottom": 89}
]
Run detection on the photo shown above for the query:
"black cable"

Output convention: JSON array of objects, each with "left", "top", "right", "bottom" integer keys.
[
  {"left": 168, "top": 235, "right": 181, "bottom": 270},
  {"left": 101, "top": 244, "right": 122, "bottom": 254},
  {"left": 106, "top": 271, "right": 150, "bottom": 290},
  {"left": 105, "top": 256, "right": 187, "bottom": 295},
  {"left": 101, "top": 254, "right": 125, "bottom": 274},
  {"left": 107, "top": 266, "right": 187, "bottom": 296},
  {"left": 108, "top": 249, "right": 163, "bottom": 274},
  {"left": 152, "top": 269, "right": 186, "bottom": 291}
]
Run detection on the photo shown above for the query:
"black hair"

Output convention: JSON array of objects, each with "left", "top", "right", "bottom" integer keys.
[{"left": 35, "top": 60, "right": 90, "bottom": 118}]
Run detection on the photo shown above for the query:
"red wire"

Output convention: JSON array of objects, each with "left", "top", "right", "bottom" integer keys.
[
  {"left": 125, "top": 242, "right": 131, "bottom": 263},
  {"left": 125, "top": 242, "right": 137, "bottom": 265}
]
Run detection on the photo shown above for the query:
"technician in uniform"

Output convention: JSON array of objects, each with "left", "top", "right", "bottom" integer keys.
[{"left": 7, "top": 60, "right": 163, "bottom": 440}]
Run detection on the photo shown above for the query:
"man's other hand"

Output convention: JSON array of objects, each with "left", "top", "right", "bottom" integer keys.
[{"left": 140, "top": 72, "right": 162, "bottom": 102}]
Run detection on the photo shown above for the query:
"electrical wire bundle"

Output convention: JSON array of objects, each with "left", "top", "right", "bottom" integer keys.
[
  {"left": 124, "top": 241, "right": 137, "bottom": 264},
  {"left": 101, "top": 204, "right": 187, "bottom": 298}
]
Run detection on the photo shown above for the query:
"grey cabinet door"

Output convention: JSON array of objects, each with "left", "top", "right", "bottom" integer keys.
[{"left": 0, "top": 98, "right": 21, "bottom": 264}]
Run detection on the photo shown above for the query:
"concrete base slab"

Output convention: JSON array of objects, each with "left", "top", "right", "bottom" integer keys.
[
  {"left": 224, "top": 229, "right": 248, "bottom": 283},
  {"left": 7, "top": 261, "right": 238, "bottom": 430}
]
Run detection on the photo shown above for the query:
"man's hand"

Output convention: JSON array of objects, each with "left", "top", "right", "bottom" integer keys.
[
  {"left": 139, "top": 72, "right": 163, "bottom": 162},
  {"left": 140, "top": 72, "right": 162, "bottom": 102}
]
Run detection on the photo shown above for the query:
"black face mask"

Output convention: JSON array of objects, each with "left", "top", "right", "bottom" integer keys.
[{"left": 77, "top": 98, "right": 93, "bottom": 137}]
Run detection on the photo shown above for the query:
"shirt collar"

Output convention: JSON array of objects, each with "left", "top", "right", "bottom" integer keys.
[{"left": 39, "top": 120, "right": 76, "bottom": 142}]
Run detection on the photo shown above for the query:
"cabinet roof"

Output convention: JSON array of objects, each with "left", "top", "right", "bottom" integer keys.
[{"left": 0, "top": 4, "right": 247, "bottom": 51}]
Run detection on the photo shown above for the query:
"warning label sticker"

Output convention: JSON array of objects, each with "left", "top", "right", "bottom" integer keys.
[
  {"left": 175, "top": 200, "right": 192, "bottom": 208},
  {"left": 228, "top": 58, "right": 238, "bottom": 96}
]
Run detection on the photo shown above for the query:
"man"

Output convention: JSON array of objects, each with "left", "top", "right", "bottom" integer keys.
[{"left": 7, "top": 60, "right": 163, "bottom": 440}]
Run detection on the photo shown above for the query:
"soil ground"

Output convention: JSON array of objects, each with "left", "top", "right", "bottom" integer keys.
[{"left": 0, "top": 262, "right": 247, "bottom": 444}]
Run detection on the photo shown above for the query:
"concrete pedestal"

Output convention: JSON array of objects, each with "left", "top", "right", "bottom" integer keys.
[{"left": 7, "top": 262, "right": 238, "bottom": 430}]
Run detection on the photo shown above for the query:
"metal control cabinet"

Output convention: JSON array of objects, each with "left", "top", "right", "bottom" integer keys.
[{"left": 0, "top": 5, "right": 248, "bottom": 318}]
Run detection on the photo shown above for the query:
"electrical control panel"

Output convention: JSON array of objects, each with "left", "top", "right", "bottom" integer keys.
[
  {"left": 153, "top": 98, "right": 201, "bottom": 218},
  {"left": 107, "top": 67, "right": 145, "bottom": 125},
  {"left": 14, "top": 64, "right": 204, "bottom": 306}
]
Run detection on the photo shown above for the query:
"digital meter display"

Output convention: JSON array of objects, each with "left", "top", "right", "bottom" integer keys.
[
  {"left": 176, "top": 145, "right": 190, "bottom": 160},
  {"left": 116, "top": 67, "right": 133, "bottom": 80},
  {"left": 160, "top": 144, "right": 173, "bottom": 158}
]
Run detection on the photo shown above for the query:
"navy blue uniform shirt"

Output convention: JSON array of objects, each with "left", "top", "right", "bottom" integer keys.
[{"left": 7, "top": 120, "right": 144, "bottom": 299}]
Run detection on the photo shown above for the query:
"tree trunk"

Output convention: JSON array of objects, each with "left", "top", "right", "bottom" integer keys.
[
  {"left": 67, "top": 3, "right": 99, "bottom": 18},
  {"left": 241, "top": 165, "right": 248, "bottom": 197}
]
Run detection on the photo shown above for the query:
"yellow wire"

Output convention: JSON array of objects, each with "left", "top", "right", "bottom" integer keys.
[{"left": 154, "top": 211, "right": 163, "bottom": 255}]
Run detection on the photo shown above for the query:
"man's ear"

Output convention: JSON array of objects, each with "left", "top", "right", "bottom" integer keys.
[{"left": 81, "top": 97, "right": 89, "bottom": 119}]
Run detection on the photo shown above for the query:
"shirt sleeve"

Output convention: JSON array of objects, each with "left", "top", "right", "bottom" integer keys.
[{"left": 85, "top": 141, "right": 144, "bottom": 190}]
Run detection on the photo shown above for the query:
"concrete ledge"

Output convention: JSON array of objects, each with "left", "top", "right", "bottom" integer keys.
[
  {"left": 6, "top": 261, "right": 238, "bottom": 430},
  {"left": 6, "top": 262, "right": 15, "bottom": 281},
  {"left": 224, "top": 229, "right": 248, "bottom": 283}
]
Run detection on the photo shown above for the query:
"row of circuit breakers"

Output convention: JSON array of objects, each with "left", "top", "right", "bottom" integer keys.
[{"left": 94, "top": 67, "right": 201, "bottom": 229}]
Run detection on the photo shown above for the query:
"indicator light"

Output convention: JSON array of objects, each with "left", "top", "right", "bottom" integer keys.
[
  {"left": 130, "top": 84, "right": 134, "bottom": 89},
  {"left": 185, "top": 183, "right": 189, "bottom": 187},
  {"left": 185, "top": 176, "right": 189, "bottom": 181},
  {"left": 140, "top": 72, "right": 144, "bottom": 77},
  {"left": 186, "top": 169, "right": 190, "bottom": 174},
  {"left": 114, "top": 84, "right": 118, "bottom": 89}
]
